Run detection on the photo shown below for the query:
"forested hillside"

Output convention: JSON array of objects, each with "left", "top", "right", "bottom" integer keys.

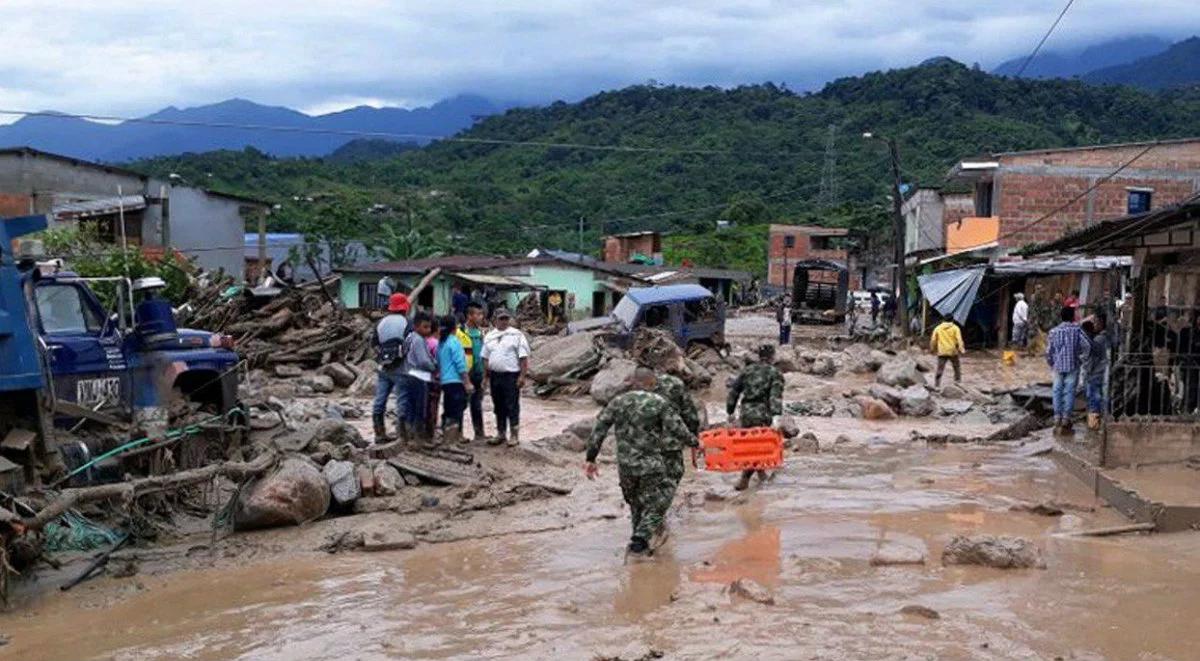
[{"left": 132, "top": 59, "right": 1200, "bottom": 271}]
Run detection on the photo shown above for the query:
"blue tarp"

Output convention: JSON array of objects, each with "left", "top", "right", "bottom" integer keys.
[{"left": 917, "top": 268, "right": 985, "bottom": 325}]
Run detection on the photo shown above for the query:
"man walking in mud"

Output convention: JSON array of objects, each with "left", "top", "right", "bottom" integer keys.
[
  {"left": 654, "top": 372, "right": 701, "bottom": 488},
  {"left": 727, "top": 344, "right": 784, "bottom": 491},
  {"left": 584, "top": 368, "right": 695, "bottom": 557}
]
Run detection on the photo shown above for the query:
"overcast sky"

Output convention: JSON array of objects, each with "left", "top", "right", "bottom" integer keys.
[{"left": 0, "top": 0, "right": 1197, "bottom": 119}]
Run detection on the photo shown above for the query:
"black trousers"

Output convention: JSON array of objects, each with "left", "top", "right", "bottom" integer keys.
[
  {"left": 488, "top": 371, "right": 521, "bottom": 436},
  {"left": 469, "top": 370, "right": 485, "bottom": 432},
  {"left": 441, "top": 382, "right": 467, "bottom": 429}
]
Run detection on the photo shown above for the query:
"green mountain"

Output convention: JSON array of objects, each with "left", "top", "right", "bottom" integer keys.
[
  {"left": 131, "top": 59, "right": 1200, "bottom": 272},
  {"left": 1083, "top": 37, "right": 1200, "bottom": 91}
]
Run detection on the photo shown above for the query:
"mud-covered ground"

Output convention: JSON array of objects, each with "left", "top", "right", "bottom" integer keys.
[{"left": 3, "top": 316, "right": 1199, "bottom": 661}]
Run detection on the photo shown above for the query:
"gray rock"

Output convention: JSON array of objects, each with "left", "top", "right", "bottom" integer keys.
[
  {"left": 939, "top": 383, "right": 970, "bottom": 400},
  {"left": 298, "top": 374, "right": 336, "bottom": 394},
  {"left": 774, "top": 353, "right": 800, "bottom": 373},
  {"left": 870, "top": 543, "right": 927, "bottom": 566},
  {"left": 868, "top": 383, "right": 903, "bottom": 408},
  {"left": 318, "top": 362, "right": 357, "bottom": 389},
  {"left": 373, "top": 463, "right": 403, "bottom": 497},
  {"left": 565, "top": 418, "right": 595, "bottom": 439},
  {"left": 899, "top": 604, "right": 940, "bottom": 620},
  {"left": 274, "top": 364, "right": 303, "bottom": 378},
  {"left": 941, "top": 534, "right": 1046, "bottom": 569},
  {"left": 322, "top": 460, "right": 362, "bottom": 506},
  {"left": 777, "top": 415, "right": 800, "bottom": 439},
  {"left": 785, "top": 399, "right": 835, "bottom": 417},
  {"left": 939, "top": 399, "right": 973, "bottom": 415},
  {"left": 877, "top": 357, "right": 924, "bottom": 388},
  {"left": 791, "top": 431, "right": 819, "bottom": 453},
  {"left": 682, "top": 358, "right": 713, "bottom": 388},
  {"left": 355, "top": 517, "right": 418, "bottom": 552},
  {"left": 841, "top": 343, "right": 877, "bottom": 373},
  {"left": 899, "top": 385, "right": 934, "bottom": 417},
  {"left": 809, "top": 357, "right": 837, "bottom": 377},
  {"left": 589, "top": 358, "right": 638, "bottom": 405},
  {"left": 868, "top": 350, "right": 891, "bottom": 371},
  {"left": 347, "top": 360, "right": 379, "bottom": 397},
  {"left": 914, "top": 354, "right": 936, "bottom": 373},
  {"left": 311, "top": 419, "right": 367, "bottom": 450},
  {"left": 235, "top": 457, "right": 330, "bottom": 530},
  {"left": 729, "top": 578, "right": 775, "bottom": 605}
]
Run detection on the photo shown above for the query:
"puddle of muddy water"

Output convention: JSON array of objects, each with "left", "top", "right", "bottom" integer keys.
[{"left": 4, "top": 431, "right": 1200, "bottom": 661}]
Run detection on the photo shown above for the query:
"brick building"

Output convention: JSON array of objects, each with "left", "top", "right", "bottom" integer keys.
[
  {"left": 944, "top": 138, "right": 1200, "bottom": 254},
  {"left": 766, "top": 224, "right": 855, "bottom": 288},
  {"left": 602, "top": 231, "right": 662, "bottom": 264}
]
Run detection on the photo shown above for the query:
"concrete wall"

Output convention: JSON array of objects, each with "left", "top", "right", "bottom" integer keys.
[
  {"left": 767, "top": 225, "right": 851, "bottom": 288},
  {"left": 902, "top": 189, "right": 946, "bottom": 255},
  {"left": 993, "top": 141, "right": 1200, "bottom": 248},
  {"left": 1104, "top": 421, "right": 1200, "bottom": 468},
  {"left": 167, "top": 187, "right": 247, "bottom": 278},
  {"left": 519, "top": 264, "right": 599, "bottom": 319}
]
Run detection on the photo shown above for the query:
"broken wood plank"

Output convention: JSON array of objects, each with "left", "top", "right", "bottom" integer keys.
[
  {"left": 1068, "top": 522, "right": 1156, "bottom": 537},
  {"left": 387, "top": 451, "right": 484, "bottom": 487},
  {"left": 1, "top": 428, "right": 36, "bottom": 451},
  {"left": 25, "top": 452, "right": 277, "bottom": 530},
  {"left": 52, "top": 400, "right": 127, "bottom": 428}
]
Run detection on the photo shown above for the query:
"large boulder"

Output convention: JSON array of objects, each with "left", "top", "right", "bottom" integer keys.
[
  {"left": 777, "top": 415, "right": 800, "bottom": 439},
  {"left": 311, "top": 419, "right": 367, "bottom": 450},
  {"left": 809, "top": 356, "right": 837, "bottom": 377},
  {"left": 565, "top": 418, "right": 595, "bottom": 439},
  {"left": 234, "top": 457, "right": 330, "bottom": 530},
  {"left": 877, "top": 357, "right": 924, "bottom": 388},
  {"left": 589, "top": 358, "right": 638, "bottom": 405},
  {"left": 347, "top": 360, "right": 379, "bottom": 397},
  {"left": 899, "top": 385, "right": 935, "bottom": 417},
  {"left": 855, "top": 396, "right": 897, "bottom": 421},
  {"left": 941, "top": 535, "right": 1046, "bottom": 569},
  {"left": 841, "top": 343, "right": 876, "bottom": 373},
  {"left": 298, "top": 374, "right": 336, "bottom": 394},
  {"left": 529, "top": 332, "right": 601, "bottom": 384},
  {"left": 373, "top": 463, "right": 403, "bottom": 497},
  {"left": 681, "top": 358, "right": 713, "bottom": 389}
]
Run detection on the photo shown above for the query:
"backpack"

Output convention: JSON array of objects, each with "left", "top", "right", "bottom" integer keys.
[{"left": 374, "top": 319, "right": 411, "bottom": 368}]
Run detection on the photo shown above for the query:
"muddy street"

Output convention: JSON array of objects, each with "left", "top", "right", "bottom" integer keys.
[{"left": 5, "top": 411, "right": 1199, "bottom": 660}]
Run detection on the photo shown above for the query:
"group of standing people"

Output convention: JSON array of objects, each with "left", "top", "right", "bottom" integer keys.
[
  {"left": 1045, "top": 305, "right": 1110, "bottom": 433},
  {"left": 372, "top": 292, "right": 532, "bottom": 448}
]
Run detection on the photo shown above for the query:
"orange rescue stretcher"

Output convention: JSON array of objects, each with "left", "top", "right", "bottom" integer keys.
[{"left": 698, "top": 426, "right": 784, "bottom": 472}]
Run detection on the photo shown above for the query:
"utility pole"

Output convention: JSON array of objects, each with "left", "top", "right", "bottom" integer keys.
[{"left": 864, "top": 132, "right": 909, "bottom": 336}]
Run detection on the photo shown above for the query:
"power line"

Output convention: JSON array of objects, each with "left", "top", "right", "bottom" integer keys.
[
  {"left": 0, "top": 108, "right": 827, "bottom": 159},
  {"left": 1014, "top": 0, "right": 1077, "bottom": 78}
]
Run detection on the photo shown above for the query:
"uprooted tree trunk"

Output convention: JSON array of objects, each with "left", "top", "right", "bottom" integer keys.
[{"left": 23, "top": 452, "right": 279, "bottom": 531}]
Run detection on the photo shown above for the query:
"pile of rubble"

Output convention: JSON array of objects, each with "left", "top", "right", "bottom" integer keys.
[
  {"left": 182, "top": 276, "right": 372, "bottom": 369},
  {"left": 530, "top": 327, "right": 714, "bottom": 402}
]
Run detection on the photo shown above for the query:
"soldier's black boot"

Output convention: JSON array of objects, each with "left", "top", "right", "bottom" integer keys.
[
  {"left": 373, "top": 414, "right": 391, "bottom": 444},
  {"left": 734, "top": 470, "right": 752, "bottom": 491},
  {"left": 627, "top": 537, "right": 649, "bottom": 555}
]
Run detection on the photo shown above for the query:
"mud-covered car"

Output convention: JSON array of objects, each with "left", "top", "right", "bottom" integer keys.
[{"left": 567, "top": 284, "right": 726, "bottom": 349}]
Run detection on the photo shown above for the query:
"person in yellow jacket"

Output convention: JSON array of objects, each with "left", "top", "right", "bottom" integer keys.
[{"left": 929, "top": 314, "right": 966, "bottom": 388}]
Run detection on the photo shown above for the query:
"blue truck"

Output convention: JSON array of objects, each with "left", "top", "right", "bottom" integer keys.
[{"left": 0, "top": 214, "right": 242, "bottom": 491}]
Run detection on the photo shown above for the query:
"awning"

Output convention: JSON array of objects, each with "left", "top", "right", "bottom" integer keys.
[
  {"left": 450, "top": 272, "right": 543, "bottom": 289},
  {"left": 52, "top": 195, "right": 147, "bottom": 219},
  {"left": 917, "top": 267, "right": 984, "bottom": 325},
  {"left": 990, "top": 255, "right": 1131, "bottom": 275},
  {"left": 600, "top": 279, "right": 630, "bottom": 294}
]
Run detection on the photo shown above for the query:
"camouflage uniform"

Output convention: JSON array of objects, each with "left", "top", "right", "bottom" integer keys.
[
  {"left": 654, "top": 374, "right": 701, "bottom": 485},
  {"left": 727, "top": 361, "right": 784, "bottom": 489},
  {"left": 587, "top": 390, "right": 694, "bottom": 543},
  {"left": 727, "top": 362, "right": 784, "bottom": 427}
]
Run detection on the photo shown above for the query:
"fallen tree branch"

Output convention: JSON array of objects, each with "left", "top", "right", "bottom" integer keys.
[{"left": 24, "top": 452, "right": 278, "bottom": 531}]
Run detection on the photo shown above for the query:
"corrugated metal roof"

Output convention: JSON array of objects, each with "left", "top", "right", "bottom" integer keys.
[
  {"left": 52, "top": 195, "right": 146, "bottom": 218},
  {"left": 918, "top": 268, "right": 984, "bottom": 325},
  {"left": 990, "top": 255, "right": 1131, "bottom": 275},
  {"left": 1025, "top": 200, "right": 1200, "bottom": 256}
]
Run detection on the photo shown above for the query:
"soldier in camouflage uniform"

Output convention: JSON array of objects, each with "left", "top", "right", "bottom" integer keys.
[
  {"left": 727, "top": 344, "right": 785, "bottom": 490},
  {"left": 585, "top": 368, "right": 696, "bottom": 556},
  {"left": 654, "top": 373, "right": 701, "bottom": 487}
]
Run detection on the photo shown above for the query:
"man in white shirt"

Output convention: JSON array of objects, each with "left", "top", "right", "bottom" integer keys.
[
  {"left": 1011, "top": 292, "right": 1030, "bottom": 349},
  {"left": 481, "top": 309, "right": 532, "bottom": 447}
]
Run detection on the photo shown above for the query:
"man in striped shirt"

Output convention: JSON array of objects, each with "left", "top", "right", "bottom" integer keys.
[{"left": 1046, "top": 306, "right": 1092, "bottom": 433}]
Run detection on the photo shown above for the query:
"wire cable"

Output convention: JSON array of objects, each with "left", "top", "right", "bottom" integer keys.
[{"left": 1014, "top": 0, "right": 1078, "bottom": 78}]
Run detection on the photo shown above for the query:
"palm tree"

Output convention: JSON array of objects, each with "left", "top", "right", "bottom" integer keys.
[{"left": 375, "top": 225, "right": 446, "bottom": 262}]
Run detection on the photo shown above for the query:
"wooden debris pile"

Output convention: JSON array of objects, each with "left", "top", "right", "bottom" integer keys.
[{"left": 182, "top": 276, "right": 373, "bottom": 368}]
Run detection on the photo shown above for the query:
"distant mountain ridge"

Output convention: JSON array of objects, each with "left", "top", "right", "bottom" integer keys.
[
  {"left": 992, "top": 35, "right": 1171, "bottom": 79},
  {"left": 1083, "top": 37, "right": 1200, "bottom": 90},
  {"left": 0, "top": 94, "right": 507, "bottom": 162}
]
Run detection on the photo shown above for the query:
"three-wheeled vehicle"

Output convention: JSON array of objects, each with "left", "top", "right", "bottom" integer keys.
[{"left": 567, "top": 284, "right": 727, "bottom": 349}]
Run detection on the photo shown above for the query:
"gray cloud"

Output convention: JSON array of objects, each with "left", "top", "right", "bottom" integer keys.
[{"left": 0, "top": 0, "right": 1196, "bottom": 116}]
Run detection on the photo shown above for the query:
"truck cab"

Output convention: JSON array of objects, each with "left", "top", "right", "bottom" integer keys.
[
  {"left": 32, "top": 272, "right": 240, "bottom": 430},
  {"left": 568, "top": 284, "right": 727, "bottom": 349}
]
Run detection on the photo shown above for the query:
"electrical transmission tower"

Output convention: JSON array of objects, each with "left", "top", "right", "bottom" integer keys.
[{"left": 818, "top": 123, "right": 839, "bottom": 208}]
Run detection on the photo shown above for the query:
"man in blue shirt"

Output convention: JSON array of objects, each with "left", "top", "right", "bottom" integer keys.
[{"left": 1046, "top": 306, "right": 1092, "bottom": 433}]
